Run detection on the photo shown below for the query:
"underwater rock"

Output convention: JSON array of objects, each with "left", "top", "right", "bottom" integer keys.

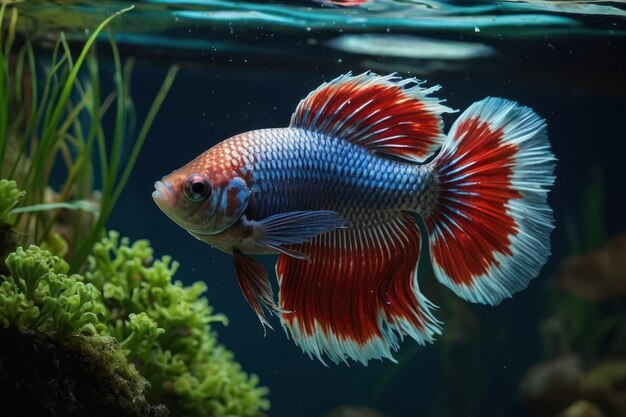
[
  {"left": 554, "top": 233, "right": 626, "bottom": 300},
  {"left": 324, "top": 405, "right": 389, "bottom": 417},
  {"left": 557, "top": 400, "right": 605, "bottom": 417},
  {"left": 518, "top": 354, "right": 585, "bottom": 416},
  {"left": 583, "top": 361, "right": 626, "bottom": 417},
  {"left": 519, "top": 356, "right": 626, "bottom": 417},
  {"left": 0, "top": 327, "right": 167, "bottom": 417}
]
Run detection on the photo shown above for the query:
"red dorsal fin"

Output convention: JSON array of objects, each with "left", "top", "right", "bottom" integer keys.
[
  {"left": 276, "top": 212, "right": 441, "bottom": 365},
  {"left": 289, "top": 72, "right": 454, "bottom": 162}
]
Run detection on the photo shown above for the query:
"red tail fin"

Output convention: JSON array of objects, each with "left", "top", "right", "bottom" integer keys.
[{"left": 425, "top": 98, "right": 555, "bottom": 305}]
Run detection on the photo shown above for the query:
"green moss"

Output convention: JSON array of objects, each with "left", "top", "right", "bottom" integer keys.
[
  {"left": 0, "top": 243, "right": 157, "bottom": 416},
  {"left": 0, "top": 179, "right": 24, "bottom": 224},
  {"left": 1, "top": 189, "right": 270, "bottom": 416},
  {"left": 84, "top": 231, "right": 270, "bottom": 417},
  {"left": 1, "top": 245, "right": 97, "bottom": 334},
  {"left": 0, "top": 180, "right": 24, "bottom": 271}
]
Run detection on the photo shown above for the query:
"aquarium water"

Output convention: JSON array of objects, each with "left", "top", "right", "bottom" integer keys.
[{"left": 4, "top": 1, "right": 626, "bottom": 417}]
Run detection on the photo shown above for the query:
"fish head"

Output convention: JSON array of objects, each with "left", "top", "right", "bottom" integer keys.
[{"left": 153, "top": 153, "right": 251, "bottom": 236}]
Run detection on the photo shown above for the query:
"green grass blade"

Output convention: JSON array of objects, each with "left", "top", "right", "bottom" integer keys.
[
  {"left": 10, "top": 200, "right": 100, "bottom": 215},
  {"left": 112, "top": 64, "right": 179, "bottom": 204},
  {"left": 0, "top": 4, "right": 5, "bottom": 46},
  {"left": 28, "top": 5, "right": 134, "bottom": 193},
  {"left": 0, "top": 6, "right": 18, "bottom": 167},
  {"left": 41, "top": 5, "right": 134, "bottom": 146},
  {"left": 7, "top": 41, "right": 38, "bottom": 179},
  {"left": 2, "top": 6, "right": 18, "bottom": 58},
  {"left": 102, "top": 33, "right": 126, "bottom": 206},
  {"left": 8, "top": 46, "right": 25, "bottom": 135},
  {"left": 0, "top": 54, "right": 9, "bottom": 168}
]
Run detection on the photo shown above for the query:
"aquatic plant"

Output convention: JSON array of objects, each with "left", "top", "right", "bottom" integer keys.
[
  {"left": 0, "top": 224, "right": 270, "bottom": 416},
  {"left": 0, "top": 179, "right": 24, "bottom": 273},
  {"left": 83, "top": 231, "right": 270, "bottom": 417},
  {"left": 0, "top": 241, "right": 160, "bottom": 416},
  {"left": 0, "top": 4, "right": 177, "bottom": 272},
  {"left": 0, "top": 179, "right": 24, "bottom": 223}
]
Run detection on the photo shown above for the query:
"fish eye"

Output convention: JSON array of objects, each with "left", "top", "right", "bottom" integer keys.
[{"left": 183, "top": 174, "right": 212, "bottom": 202}]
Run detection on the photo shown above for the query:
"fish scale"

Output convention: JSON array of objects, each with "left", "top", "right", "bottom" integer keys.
[{"left": 225, "top": 127, "right": 431, "bottom": 221}]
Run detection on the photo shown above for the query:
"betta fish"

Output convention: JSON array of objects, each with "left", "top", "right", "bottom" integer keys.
[{"left": 153, "top": 73, "right": 555, "bottom": 365}]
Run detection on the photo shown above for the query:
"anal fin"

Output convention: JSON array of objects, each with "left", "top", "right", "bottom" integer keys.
[{"left": 276, "top": 213, "right": 441, "bottom": 365}]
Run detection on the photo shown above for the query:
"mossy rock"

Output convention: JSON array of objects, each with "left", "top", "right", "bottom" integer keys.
[{"left": 0, "top": 327, "right": 168, "bottom": 417}]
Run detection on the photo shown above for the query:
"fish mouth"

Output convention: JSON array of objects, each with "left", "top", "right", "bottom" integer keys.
[{"left": 152, "top": 181, "right": 177, "bottom": 207}]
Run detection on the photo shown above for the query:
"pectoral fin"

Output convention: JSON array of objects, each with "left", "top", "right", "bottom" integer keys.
[
  {"left": 245, "top": 210, "right": 347, "bottom": 260},
  {"left": 233, "top": 249, "right": 280, "bottom": 330}
]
